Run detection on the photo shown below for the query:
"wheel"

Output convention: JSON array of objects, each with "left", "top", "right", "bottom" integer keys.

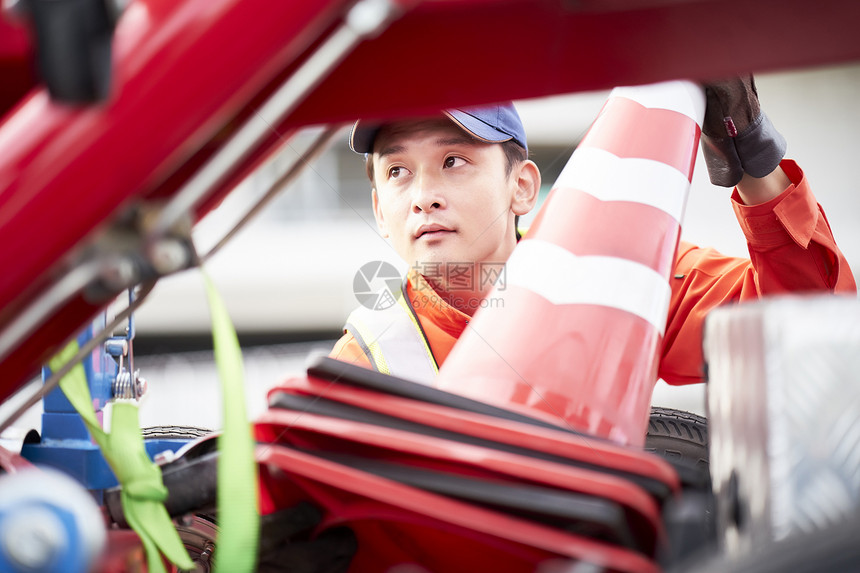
[
  {"left": 173, "top": 514, "right": 217, "bottom": 573},
  {"left": 645, "top": 406, "right": 709, "bottom": 489},
  {"left": 646, "top": 407, "right": 715, "bottom": 568},
  {"left": 141, "top": 425, "right": 213, "bottom": 440}
]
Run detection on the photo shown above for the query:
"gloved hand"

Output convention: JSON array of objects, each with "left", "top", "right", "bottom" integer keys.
[{"left": 700, "top": 75, "right": 787, "bottom": 187}]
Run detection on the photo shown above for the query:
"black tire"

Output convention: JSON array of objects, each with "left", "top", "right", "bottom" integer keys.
[
  {"left": 645, "top": 407, "right": 709, "bottom": 490},
  {"left": 647, "top": 408, "right": 716, "bottom": 568},
  {"left": 106, "top": 427, "right": 218, "bottom": 526},
  {"left": 141, "top": 425, "right": 213, "bottom": 440}
]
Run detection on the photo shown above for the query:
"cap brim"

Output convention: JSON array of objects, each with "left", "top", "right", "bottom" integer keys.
[
  {"left": 444, "top": 110, "right": 514, "bottom": 145},
  {"left": 349, "top": 120, "right": 380, "bottom": 154},
  {"left": 349, "top": 106, "right": 524, "bottom": 154}
]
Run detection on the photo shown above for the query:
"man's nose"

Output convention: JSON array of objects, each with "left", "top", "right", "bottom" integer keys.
[{"left": 412, "top": 172, "right": 447, "bottom": 213}]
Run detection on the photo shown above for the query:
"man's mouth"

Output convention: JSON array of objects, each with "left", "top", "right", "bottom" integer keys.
[{"left": 415, "top": 224, "right": 453, "bottom": 239}]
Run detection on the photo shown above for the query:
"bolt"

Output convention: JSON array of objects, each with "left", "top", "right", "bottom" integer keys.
[
  {"left": 135, "top": 373, "right": 147, "bottom": 398},
  {"left": 101, "top": 257, "right": 138, "bottom": 290},
  {"left": 148, "top": 239, "right": 190, "bottom": 275},
  {"left": 187, "top": 541, "right": 215, "bottom": 573},
  {"left": 199, "top": 542, "right": 215, "bottom": 561}
]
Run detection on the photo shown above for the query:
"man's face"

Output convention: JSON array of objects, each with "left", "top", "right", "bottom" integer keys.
[{"left": 370, "top": 118, "right": 531, "bottom": 278}]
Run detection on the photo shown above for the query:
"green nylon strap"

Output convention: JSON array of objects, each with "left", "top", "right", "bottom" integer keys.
[
  {"left": 49, "top": 271, "right": 259, "bottom": 572},
  {"left": 203, "top": 271, "right": 260, "bottom": 573},
  {"left": 49, "top": 344, "right": 194, "bottom": 573}
]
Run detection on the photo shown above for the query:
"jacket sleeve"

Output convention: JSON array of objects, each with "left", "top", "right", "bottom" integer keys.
[
  {"left": 659, "top": 159, "right": 856, "bottom": 385},
  {"left": 329, "top": 331, "right": 374, "bottom": 369}
]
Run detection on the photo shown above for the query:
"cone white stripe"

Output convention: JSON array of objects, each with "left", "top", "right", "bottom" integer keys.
[
  {"left": 609, "top": 80, "right": 706, "bottom": 125},
  {"left": 505, "top": 239, "right": 671, "bottom": 335},
  {"left": 555, "top": 147, "right": 690, "bottom": 222}
]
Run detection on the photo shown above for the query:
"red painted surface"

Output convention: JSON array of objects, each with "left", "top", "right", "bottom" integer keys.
[
  {"left": 287, "top": 0, "right": 860, "bottom": 127},
  {"left": 0, "top": 0, "right": 351, "bottom": 401},
  {"left": 255, "top": 408, "right": 664, "bottom": 546},
  {"left": 256, "top": 443, "right": 659, "bottom": 573},
  {"left": 270, "top": 374, "right": 680, "bottom": 491},
  {"left": 0, "top": 0, "right": 346, "bottom": 302}
]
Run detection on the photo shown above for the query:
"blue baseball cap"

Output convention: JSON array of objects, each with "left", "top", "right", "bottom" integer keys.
[{"left": 349, "top": 102, "right": 528, "bottom": 154}]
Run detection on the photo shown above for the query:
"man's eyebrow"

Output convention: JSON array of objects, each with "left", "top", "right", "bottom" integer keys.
[
  {"left": 377, "top": 144, "right": 406, "bottom": 159},
  {"left": 376, "top": 135, "right": 477, "bottom": 158},
  {"left": 436, "top": 136, "right": 478, "bottom": 147}
]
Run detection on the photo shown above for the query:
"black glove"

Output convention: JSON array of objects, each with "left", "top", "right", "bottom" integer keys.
[{"left": 701, "top": 76, "right": 787, "bottom": 187}]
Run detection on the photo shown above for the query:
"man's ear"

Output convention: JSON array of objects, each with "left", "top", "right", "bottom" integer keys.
[
  {"left": 511, "top": 159, "right": 541, "bottom": 216},
  {"left": 371, "top": 188, "right": 389, "bottom": 238}
]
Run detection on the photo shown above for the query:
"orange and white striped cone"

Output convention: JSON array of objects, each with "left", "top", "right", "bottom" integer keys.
[{"left": 436, "top": 81, "right": 705, "bottom": 446}]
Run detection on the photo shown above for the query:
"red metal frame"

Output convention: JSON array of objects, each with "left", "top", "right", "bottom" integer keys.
[
  {"left": 0, "top": 0, "right": 351, "bottom": 398},
  {"left": 255, "top": 409, "right": 665, "bottom": 543},
  {"left": 255, "top": 443, "right": 660, "bottom": 573},
  {"left": 270, "top": 374, "right": 681, "bottom": 492},
  {"left": 288, "top": 0, "right": 860, "bottom": 126}
]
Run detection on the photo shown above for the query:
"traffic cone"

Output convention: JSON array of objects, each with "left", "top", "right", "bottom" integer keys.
[{"left": 436, "top": 81, "right": 705, "bottom": 446}]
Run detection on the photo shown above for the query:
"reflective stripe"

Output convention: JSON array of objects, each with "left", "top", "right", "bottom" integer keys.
[
  {"left": 344, "top": 294, "right": 438, "bottom": 385},
  {"left": 610, "top": 80, "right": 706, "bottom": 124},
  {"left": 555, "top": 147, "right": 689, "bottom": 223},
  {"left": 506, "top": 239, "right": 671, "bottom": 334},
  {"left": 394, "top": 292, "right": 439, "bottom": 375},
  {"left": 345, "top": 315, "right": 391, "bottom": 375}
]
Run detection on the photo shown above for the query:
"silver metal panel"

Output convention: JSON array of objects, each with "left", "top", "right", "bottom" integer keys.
[{"left": 704, "top": 294, "right": 860, "bottom": 556}]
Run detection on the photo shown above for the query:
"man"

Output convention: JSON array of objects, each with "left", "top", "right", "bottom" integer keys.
[{"left": 330, "top": 78, "right": 856, "bottom": 385}]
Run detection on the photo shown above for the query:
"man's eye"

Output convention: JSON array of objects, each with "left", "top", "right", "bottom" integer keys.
[
  {"left": 388, "top": 166, "right": 408, "bottom": 179},
  {"left": 444, "top": 156, "right": 465, "bottom": 169}
]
